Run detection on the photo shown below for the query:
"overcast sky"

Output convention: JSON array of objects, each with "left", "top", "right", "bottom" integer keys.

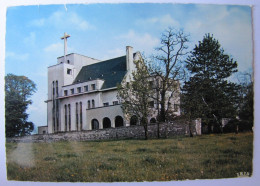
[{"left": 5, "top": 3, "right": 253, "bottom": 131}]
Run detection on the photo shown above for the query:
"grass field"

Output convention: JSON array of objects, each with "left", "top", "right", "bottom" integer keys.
[{"left": 6, "top": 132, "right": 253, "bottom": 182}]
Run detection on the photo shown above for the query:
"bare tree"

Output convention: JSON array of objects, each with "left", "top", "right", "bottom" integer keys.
[{"left": 149, "top": 27, "right": 189, "bottom": 123}]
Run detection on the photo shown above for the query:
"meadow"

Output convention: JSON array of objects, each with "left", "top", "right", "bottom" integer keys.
[{"left": 6, "top": 132, "right": 253, "bottom": 182}]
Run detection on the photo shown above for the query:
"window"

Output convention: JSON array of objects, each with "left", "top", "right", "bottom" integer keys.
[
  {"left": 70, "top": 89, "right": 74, "bottom": 95},
  {"left": 149, "top": 101, "right": 154, "bottom": 108},
  {"left": 149, "top": 81, "right": 154, "bottom": 89},
  {"left": 113, "top": 101, "right": 119, "bottom": 105},
  {"left": 103, "top": 102, "right": 109, "bottom": 107},
  {"left": 92, "top": 99, "right": 95, "bottom": 108},
  {"left": 64, "top": 90, "right": 68, "bottom": 96},
  {"left": 174, "top": 104, "right": 179, "bottom": 112},
  {"left": 67, "top": 68, "right": 72, "bottom": 75},
  {"left": 76, "top": 102, "right": 79, "bottom": 131},
  {"left": 91, "top": 84, "right": 96, "bottom": 90},
  {"left": 68, "top": 104, "right": 71, "bottom": 131},
  {"left": 52, "top": 81, "right": 55, "bottom": 96},
  {"left": 56, "top": 81, "right": 58, "bottom": 97},
  {"left": 84, "top": 85, "right": 88, "bottom": 92},
  {"left": 88, "top": 100, "right": 91, "bottom": 109},
  {"left": 64, "top": 105, "right": 67, "bottom": 131},
  {"left": 80, "top": 102, "right": 82, "bottom": 130},
  {"left": 77, "top": 87, "right": 81, "bottom": 93}
]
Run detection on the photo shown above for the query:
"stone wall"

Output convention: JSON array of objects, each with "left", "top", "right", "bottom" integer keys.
[{"left": 6, "top": 119, "right": 201, "bottom": 143}]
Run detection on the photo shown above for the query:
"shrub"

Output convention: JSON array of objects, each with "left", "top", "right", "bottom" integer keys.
[{"left": 224, "top": 119, "right": 253, "bottom": 133}]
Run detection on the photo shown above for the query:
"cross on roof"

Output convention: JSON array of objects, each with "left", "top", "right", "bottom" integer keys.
[{"left": 61, "top": 32, "right": 70, "bottom": 62}]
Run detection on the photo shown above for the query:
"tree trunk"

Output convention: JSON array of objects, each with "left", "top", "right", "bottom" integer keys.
[
  {"left": 144, "top": 124, "right": 148, "bottom": 140},
  {"left": 160, "top": 90, "right": 166, "bottom": 122}
]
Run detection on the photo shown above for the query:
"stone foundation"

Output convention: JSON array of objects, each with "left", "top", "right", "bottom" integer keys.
[{"left": 7, "top": 119, "right": 201, "bottom": 143}]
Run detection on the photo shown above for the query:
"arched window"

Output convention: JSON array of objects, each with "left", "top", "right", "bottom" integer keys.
[
  {"left": 150, "top": 118, "right": 156, "bottom": 124},
  {"left": 115, "top": 116, "right": 124, "bottom": 127},
  {"left": 130, "top": 115, "right": 138, "bottom": 126},
  {"left": 103, "top": 117, "right": 111, "bottom": 128},
  {"left": 92, "top": 99, "right": 95, "bottom": 108},
  {"left": 91, "top": 119, "right": 99, "bottom": 130}
]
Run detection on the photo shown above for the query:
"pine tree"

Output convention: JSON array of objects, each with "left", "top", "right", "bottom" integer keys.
[{"left": 182, "top": 34, "right": 239, "bottom": 132}]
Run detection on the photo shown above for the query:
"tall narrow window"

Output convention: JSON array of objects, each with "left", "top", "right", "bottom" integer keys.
[
  {"left": 52, "top": 102, "right": 55, "bottom": 131},
  {"left": 77, "top": 87, "right": 81, "bottom": 93},
  {"left": 56, "top": 81, "right": 58, "bottom": 97},
  {"left": 92, "top": 99, "right": 95, "bottom": 108},
  {"left": 80, "top": 102, "right": 82, "bottom": 130},
  {"left": 52, "top": 81, "right": 55, "bottom": 96},
  {"left": 68, "top": 104, "right": 71, "bottom": 131},
  {"left": 71, "top": 88, "right": 74, "bottom": 95},
  {"left": 76, "top": 102, "right": 79, "bottom": 131},
  {"left": 56, "top": 100, "right": 59, "bottom": 131},
  {"left": 88, "top": 100, "right": 91, "bottom": 109},
  {"left": 65, "top": 105, "right": 67, "bottom": 131}
]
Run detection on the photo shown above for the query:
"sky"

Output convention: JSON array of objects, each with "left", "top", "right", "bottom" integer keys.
[{"left": 5, "top": 3, "right": 253, "bottom": 132}]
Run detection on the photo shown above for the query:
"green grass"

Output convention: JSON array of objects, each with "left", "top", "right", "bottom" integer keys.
[{"left": 5, "top": 132, "right": 253, "bottom": 182}]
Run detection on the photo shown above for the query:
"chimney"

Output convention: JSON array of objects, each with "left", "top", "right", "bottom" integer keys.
[{"left": 126, "top": 46, "right": 133, "bottom": 72}]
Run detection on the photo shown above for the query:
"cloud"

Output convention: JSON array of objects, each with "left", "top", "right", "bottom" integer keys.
[
  {"left": 44, "top": 42, "right": 63, "bottom": 53},
  {"left": 6, "top": 51, "right": 29, "bottom": 61},
  {"left": 116, "top": 30, "right": 160, "bottom": 55},
  {"left": 29, "top": 18, "right": 45, "bottom": 27},
  {"left": 29, "top": 10, "right": 94, "bottom": 31},
  {"left": 135, "top": 14, "right": 180, "bottom": 29},
  {"left": 23, "top": 32, "right": 36, "bottom": 46}
]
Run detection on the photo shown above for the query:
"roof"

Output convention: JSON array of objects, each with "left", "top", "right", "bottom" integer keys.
[{"left": 73, "top": 55, "right": 129, "bottom": 89}]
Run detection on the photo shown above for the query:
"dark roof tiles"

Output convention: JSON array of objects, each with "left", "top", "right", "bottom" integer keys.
[{"left": 73, "top": 55, "right": 128, "bottom": 89}]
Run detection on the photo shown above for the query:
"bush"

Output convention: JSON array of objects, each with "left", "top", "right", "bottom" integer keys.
[
  {"left": 238, "top": 121, "right": 253, "bottom": 132},
  {"left": 223, "top": 119, "right": 239, "bottom": 133},
  {"left": 223, "top": 119, "right": 253, "bottom": 133}
]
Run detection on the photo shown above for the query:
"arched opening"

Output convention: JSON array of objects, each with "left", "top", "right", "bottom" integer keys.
[
  {"left": 103, "top": 117, "right": 111, "bottom": 128},
  {"left": 91, "top": 119, "right": 99, "bottom": 130},
  {"left": 130, "top": 115, "right": 138, "bottom": 126},
  {"left": 115, "top": 116, "right": 124, "bottom": 127},
  {"left": 150, "top": 118, "right": 156, "bottom": 124}
]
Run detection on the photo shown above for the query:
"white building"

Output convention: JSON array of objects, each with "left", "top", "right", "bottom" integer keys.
[{"left": 45, "top": 35, "right": 180, "bottom": 134}]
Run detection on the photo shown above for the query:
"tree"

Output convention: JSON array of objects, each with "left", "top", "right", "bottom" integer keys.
[
  {"left": 149, "top": 27, "right": 189, "bottom": 122},
  {"left": 5, "top": 74, "right": 37, "bottom": 137},
  {"left": 237, "top": 72, "right": 254, "bottom": 131},
  {"left": 117, "top": 59, "right": 153, "bottom": 140},
  {"left": 182, "top": 34, "right": 239, "bottom": 133}
]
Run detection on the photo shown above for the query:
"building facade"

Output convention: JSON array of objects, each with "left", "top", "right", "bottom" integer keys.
[{"left": 45, "top": 46, "right": 180, "bottom": 134}]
